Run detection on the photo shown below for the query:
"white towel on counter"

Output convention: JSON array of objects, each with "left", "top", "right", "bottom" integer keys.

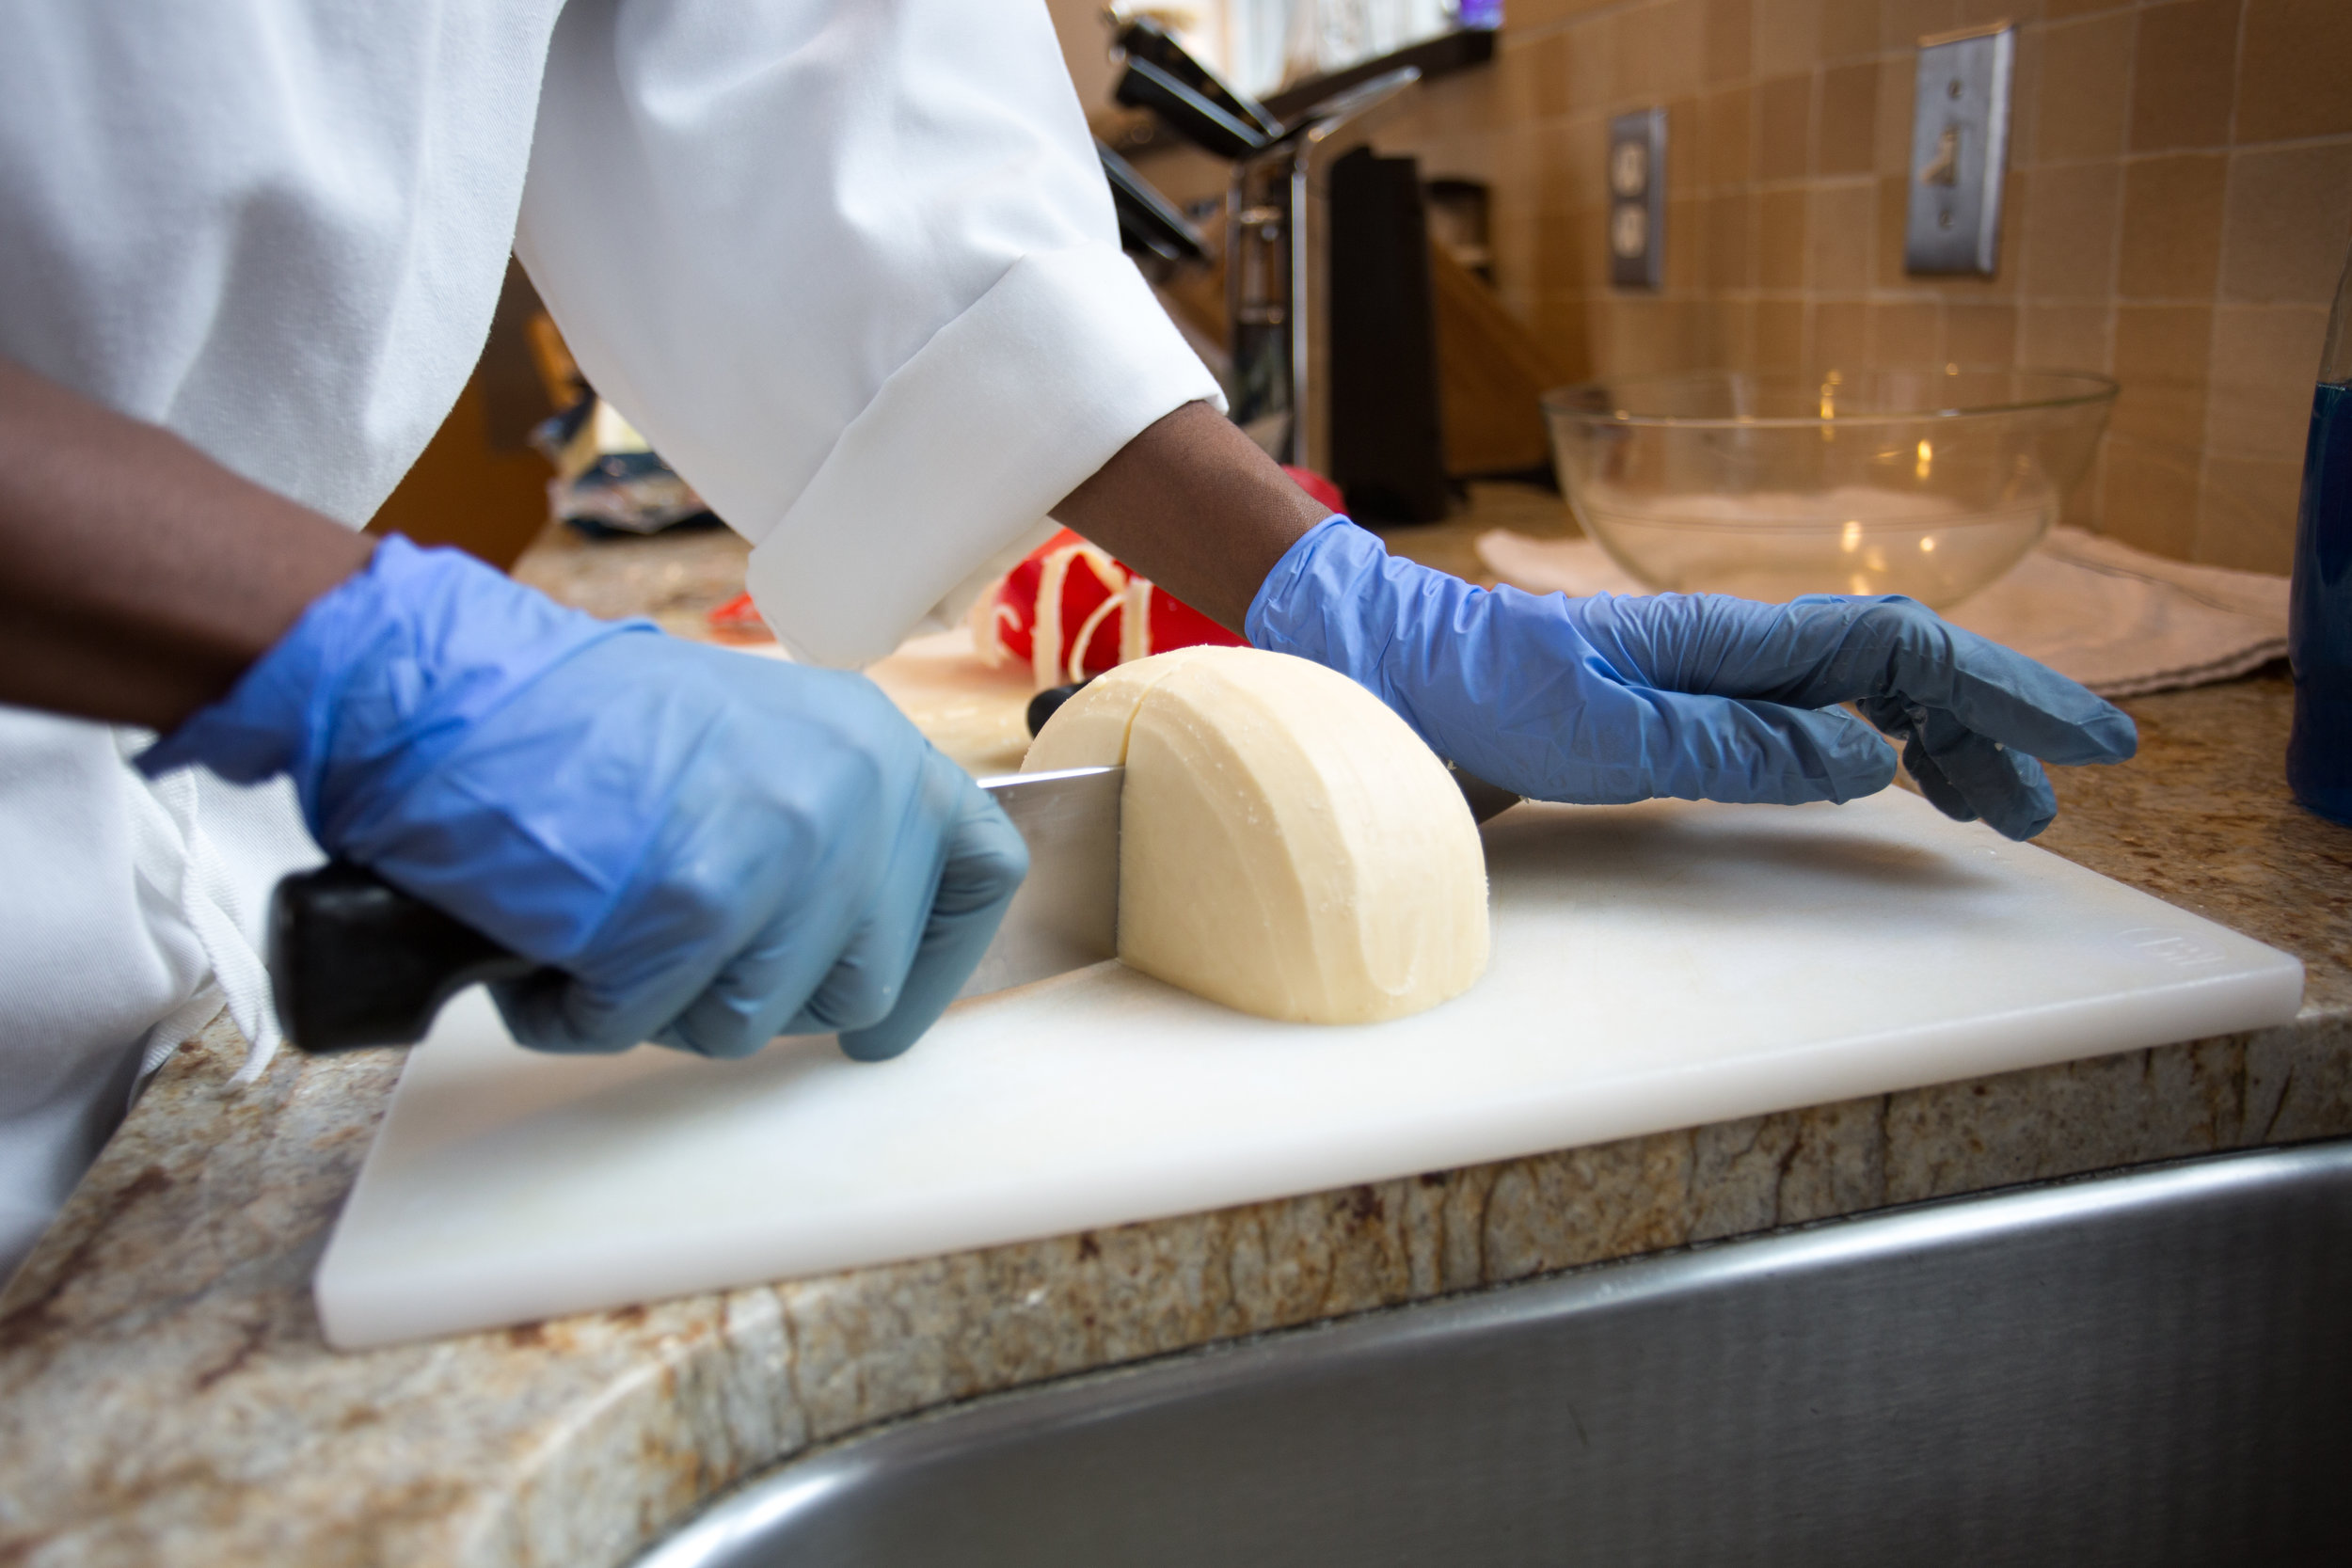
[{"left": 1474, "top": 526, "right": 2291, "bottom": 699}]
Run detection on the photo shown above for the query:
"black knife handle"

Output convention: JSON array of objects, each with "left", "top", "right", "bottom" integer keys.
[
  {"left": 269, "top": 862, "right": 544, "bottom": 1053},
  {"left": 1025, "top": 678, "right": 1095, "bottom": 737}
]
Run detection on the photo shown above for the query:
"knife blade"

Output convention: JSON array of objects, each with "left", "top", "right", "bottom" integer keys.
[
  {"left": 950, "top": 766, "right": 1122, "bottom": 1001},
  {"left": 266, "top": 760, "right": 1515, "bottom": 1053}
]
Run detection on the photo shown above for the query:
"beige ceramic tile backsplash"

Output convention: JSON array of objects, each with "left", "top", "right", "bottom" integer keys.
[{"left": 1384, "top": 0, "right": 2352, "bottom": 570}]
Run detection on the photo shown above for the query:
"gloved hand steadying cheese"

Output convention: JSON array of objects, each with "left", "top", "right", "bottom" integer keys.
[
  {"left": 140, "top": 537, "right": 1028, "bottom": 1060},
  {"left": 1248, "top": 516, "right": 2137, "bottom": 842}
]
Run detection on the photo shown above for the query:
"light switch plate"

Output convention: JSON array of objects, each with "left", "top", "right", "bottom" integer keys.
[
  {"left": 1903, "top": 24, "right": 2013, "bottom": 277},
  {"left": 1608, "top": 108, "right": 1666, "bottom": 291}
]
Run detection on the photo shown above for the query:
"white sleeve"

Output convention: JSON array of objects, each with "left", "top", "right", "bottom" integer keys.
[{"left": 515, "top": 0, "right": 1224, "bottom": 667}]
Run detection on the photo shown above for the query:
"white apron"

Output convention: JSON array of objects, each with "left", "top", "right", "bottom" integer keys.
[{"left": 0, "top": 0, "right": 1218, "bottom": 1280}]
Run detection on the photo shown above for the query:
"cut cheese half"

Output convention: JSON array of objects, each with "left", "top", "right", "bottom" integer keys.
[{"left": 1022, "top": 647, "right": 1488, "bottom": 1024}]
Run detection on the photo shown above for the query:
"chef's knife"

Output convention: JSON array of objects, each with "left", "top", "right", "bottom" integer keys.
[
  {"left": 267, "top": 762, "right": 1517, "bottom": 1053},
  {"left": 269, "top": 766, "right": 1123, "bottom": 1053}
]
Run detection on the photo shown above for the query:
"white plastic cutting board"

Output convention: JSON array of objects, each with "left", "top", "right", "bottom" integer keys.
[{"left": 317, "top": 789, "right": 2304, "bottom": 1349}]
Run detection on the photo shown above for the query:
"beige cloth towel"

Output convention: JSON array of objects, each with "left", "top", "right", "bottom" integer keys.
[{"left": 1474, "top": 526, "right": 2290, "bottom": 699}]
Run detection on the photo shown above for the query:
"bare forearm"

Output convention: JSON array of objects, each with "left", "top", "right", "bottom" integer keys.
[
  {"left": 1050, "top": 400, "right": 1332, "bottom": 634},
  {"left": 0, "top": 357, "right": 375, "bottom": 731}
]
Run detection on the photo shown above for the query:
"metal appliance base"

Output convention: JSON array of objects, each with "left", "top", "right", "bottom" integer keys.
[{"left": 639, "top": 1143, "right": 2352, "bottom": 1566}]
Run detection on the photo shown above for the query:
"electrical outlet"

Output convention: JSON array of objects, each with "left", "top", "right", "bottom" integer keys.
[
  {"left": 1607, "top": 108, "right": 1666, "bottom": 291},
  {"left": 1904, "top": 24, "right": 2014, "bottom": 277}
]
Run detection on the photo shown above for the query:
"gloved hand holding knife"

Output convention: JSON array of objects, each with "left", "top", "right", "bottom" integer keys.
[{"left": 144, "top": 534, "right": 1029, "bottom": 1063}]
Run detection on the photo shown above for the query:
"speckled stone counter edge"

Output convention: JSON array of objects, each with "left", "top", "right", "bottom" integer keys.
[{"left": 3, "top": 1003, "right": 2346, "bottom": 1568}]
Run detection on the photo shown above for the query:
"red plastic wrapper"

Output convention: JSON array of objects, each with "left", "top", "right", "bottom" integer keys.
[
  {"left": 970, "top": 528, "right": 1245, "bottom": 688},
  {"left": 970, "top": 465, "right": 1345, "bottom": 687}
]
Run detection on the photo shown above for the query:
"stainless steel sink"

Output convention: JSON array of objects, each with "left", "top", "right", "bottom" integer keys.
[{"left": 639, "top": 1143, "right": 2352, "bottom": 1567}]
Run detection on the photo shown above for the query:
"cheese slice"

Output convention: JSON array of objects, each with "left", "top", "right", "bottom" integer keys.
[{"left": 1022, "top": 647, "right": 1488, "bottom": 1024}]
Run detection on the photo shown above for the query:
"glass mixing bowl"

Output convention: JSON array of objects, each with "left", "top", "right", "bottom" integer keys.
[{"left": 1540, "top": 368, "right": 2118, "bottom": 608}]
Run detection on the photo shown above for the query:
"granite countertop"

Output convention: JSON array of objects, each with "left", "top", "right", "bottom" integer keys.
[{"left": 5, "top": 498, "right": 2347, "bottom": 1566}]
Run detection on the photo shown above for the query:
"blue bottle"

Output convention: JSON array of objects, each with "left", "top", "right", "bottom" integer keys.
[{"left": 2288, "top": 247, "right": 2352, "bottom": 825}]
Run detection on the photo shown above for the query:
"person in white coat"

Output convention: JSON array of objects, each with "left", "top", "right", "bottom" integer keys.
[{"left": 0, "top": 0, "right": 2135, "bottom": 1285}]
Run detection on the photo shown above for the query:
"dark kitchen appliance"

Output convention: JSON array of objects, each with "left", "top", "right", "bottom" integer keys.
[
  {"left": 1325, "top": 144, "right": 1446, "bottom": 522},
  {"left": 1226, "top": 69, "right": 1443, "bottom": 522},
  {"left": 1106, "top": 23, "right": 1447, "bottom": 523}
]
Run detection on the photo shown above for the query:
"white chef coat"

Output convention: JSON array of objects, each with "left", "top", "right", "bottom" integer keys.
[{"left": 0, "top": 0, "right": 1218, "bottom": 1281}]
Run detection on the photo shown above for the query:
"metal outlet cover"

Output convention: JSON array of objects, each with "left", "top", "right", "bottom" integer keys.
[
  {"left": 1607, "top": 108, "right": 1666, "bottom": 291},
  {"left": 1904, "top": 24, "right": 2014, "bottom": 277}
]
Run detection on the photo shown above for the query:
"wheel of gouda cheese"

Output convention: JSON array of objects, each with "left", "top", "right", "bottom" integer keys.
[{"left": 1023, "top": 647, "right": 1488, "bottom": 1023}]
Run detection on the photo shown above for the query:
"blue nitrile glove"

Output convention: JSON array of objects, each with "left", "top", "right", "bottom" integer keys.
[
  {"left": 140, "top": 535, "right": 1027, "bottom": 1060},
  {"left": 1248, "top": 517, "right": 2137, "bottom": 841}
]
